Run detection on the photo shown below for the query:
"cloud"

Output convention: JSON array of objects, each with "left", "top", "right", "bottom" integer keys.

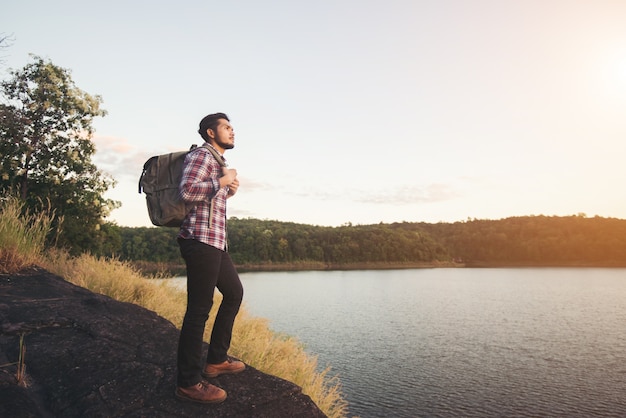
[
  {"left": 284, "top": 185, "right": 340, "bottom": 200},
  {"left": 278, "top": 181, "right": 462, "bottom": 206},
  {"left": 228, "top": 207, "right": 258, "bottom": 218},
  {"left": 239, "top": 177, "right": 273, "bottom": 192},
  {"left": 355, "top": 183, "right": 461, "bottom": 205},
  {"left": 92, "top": 135, "right": 158, "bottom": 180}
]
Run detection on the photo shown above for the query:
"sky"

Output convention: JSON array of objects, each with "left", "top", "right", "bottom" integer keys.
[{"left": 2, "top": 0, "right": 626, "bottom": 227}]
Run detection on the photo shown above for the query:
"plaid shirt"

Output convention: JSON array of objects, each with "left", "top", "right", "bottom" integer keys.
[{"left": 177, "top": 143, "right": 229, "bottom": 250}]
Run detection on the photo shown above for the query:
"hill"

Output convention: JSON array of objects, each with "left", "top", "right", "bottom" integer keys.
[{"left": 110, "top": 215, "right": 626, "bottom": 271}]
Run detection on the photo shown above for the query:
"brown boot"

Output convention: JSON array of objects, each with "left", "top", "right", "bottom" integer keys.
[
  {"left": 175, "top": 380, "right": 227, "bottom": 404},
  {"left": 202, "top": 357, "right": 246, "bottom": 378}
]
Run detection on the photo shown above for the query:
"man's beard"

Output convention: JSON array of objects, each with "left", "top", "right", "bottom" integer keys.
[{"left": 216, "top": 138, "right": 235, "bottom": 149}]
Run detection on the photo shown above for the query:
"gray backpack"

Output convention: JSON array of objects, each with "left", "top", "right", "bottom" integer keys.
[{"left": 138, "top": 144, "right": 226, "bottom": 227}]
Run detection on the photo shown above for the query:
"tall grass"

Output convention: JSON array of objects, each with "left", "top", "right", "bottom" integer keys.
[
  {"left": 1, "top": 197, "right": 348, "bottom": 417},
  {"left": 231, "top": 309, "right": 347, "bottom": 417},
  {"left": 0, "top": 196, "right": 53, "bottom": 274},
  {"left": 42, "top": 249, "right": 188, "bottom": 327}
]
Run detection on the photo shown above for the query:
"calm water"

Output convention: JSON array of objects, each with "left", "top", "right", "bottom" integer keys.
[{"left": 170, "top": 268, "right": 626, "bottom": 417}]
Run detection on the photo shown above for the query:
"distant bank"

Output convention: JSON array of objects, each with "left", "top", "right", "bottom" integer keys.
[{"left": 134, "top": 259, "right": 626, "bottom": 277}]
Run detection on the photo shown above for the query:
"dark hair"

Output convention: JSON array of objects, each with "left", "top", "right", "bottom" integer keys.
[{"left": 198, "top": 112, "right": 230, "bottom": 141}]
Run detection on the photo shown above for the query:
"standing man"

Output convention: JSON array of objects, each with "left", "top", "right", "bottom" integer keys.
[{"left": 174, "top": 113, "right": 245, "bottom": 404}]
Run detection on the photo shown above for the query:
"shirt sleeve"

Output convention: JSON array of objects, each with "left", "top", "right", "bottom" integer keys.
[{"left": 178, "top": 148, "right": 221, "bottom": 203}]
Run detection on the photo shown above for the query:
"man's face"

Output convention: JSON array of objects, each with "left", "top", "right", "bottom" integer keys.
[{"left": 210, "top": 119, "right": 235, "bottom": 150}]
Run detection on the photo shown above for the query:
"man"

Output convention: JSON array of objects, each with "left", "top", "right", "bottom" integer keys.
[{"left": 174, "top": 113, "right": 245, "bottom": 404}]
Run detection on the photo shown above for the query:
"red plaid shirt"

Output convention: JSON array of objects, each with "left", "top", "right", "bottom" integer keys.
[{"left": 177, "top": 143, "right": 229, "bottom": 250}]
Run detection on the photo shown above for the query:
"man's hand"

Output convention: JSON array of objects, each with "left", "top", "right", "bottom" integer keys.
[
  {"left": 220, "top": 167, "right": 239, "bottom": 197},
  {"left": 219, "top": 168, "right": 238, "bottom": 188},
  {"left": 227, "top": 177, "right": 239, "bottom": 197}
]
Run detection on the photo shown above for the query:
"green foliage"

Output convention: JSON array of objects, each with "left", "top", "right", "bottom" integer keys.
[
  {"left": 108, "top": 216, "right": 626, "bottom": 268},
  {"left": 105, "top": 218, "right": 451, "bottom": 266},
  {"left": 419, "top": 215, "right": 626, "bottom": 266},
  {"left": 117, "top": 226, "right": 180, "bottom": 262},
  {"left": 0, "top": 55, "right": 119, "bottom": 254},
  {"left": 227, "top": 218, "right": 451, "bottom": 265}
]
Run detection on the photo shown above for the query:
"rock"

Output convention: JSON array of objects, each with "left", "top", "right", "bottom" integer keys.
[{"left": 0, "top": 267, "right": 326, "bottom": 417}]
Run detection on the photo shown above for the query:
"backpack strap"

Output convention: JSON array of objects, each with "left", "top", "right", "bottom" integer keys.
[{"left": 201, "top": 143, "right": 227, "bottom": 168}]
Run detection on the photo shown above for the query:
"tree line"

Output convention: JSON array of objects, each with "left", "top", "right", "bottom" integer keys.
[
  {"left": 103, "top": 219, "right": 450, "bottom": 267},
  {"left": 103, "top": 215, "right": 626, "bottom": 268},
  {"left": 417, "top": 214, "right": 626, "bottom": 266}
]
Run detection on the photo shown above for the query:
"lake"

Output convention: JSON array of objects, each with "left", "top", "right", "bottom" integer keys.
[{"left": 170, "top": 268, "right": 626, "bottom": 417}]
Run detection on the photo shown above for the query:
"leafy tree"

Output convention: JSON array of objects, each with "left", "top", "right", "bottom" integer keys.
[{"left": 0, "top": 55, "right": 119, "bottom": 254}]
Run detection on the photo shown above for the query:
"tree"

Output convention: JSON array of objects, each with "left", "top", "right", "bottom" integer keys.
[{"left": 0, "top": 55, "right": 119, "bottom": 254}]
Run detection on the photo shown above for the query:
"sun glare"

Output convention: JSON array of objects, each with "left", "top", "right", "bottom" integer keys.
[{"left": 597, "top": 47, "right": 626, "bottom": 101}]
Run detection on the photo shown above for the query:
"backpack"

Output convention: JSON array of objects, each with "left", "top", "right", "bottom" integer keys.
[{"left": 138, "top": 144, "right": 226, "bottom": 227}]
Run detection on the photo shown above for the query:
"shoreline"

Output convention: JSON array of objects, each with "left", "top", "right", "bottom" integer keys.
[
  {"left": 134, "top": 260, "right": 626, "bottom": 277},
  {"left": 235, "top": 260, "right": 464, "bottom": 272}
]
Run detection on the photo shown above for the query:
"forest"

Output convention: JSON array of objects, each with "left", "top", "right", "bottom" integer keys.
[{"left": 106, "top": 214, "right": 626, "bottom": 271}]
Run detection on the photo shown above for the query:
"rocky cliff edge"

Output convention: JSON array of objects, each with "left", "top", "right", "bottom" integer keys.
[{"left": 0, "top": 267, "right": 326, "bottom": 417}]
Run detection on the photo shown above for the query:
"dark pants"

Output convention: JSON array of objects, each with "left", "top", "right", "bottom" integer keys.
[{"left": 177, "top": 238, "right": 243, "bottom": 387}]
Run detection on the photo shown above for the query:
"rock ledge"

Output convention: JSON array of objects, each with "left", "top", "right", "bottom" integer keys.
[{"left": 0, "top": 267, "right": 326, "bottom": 417}]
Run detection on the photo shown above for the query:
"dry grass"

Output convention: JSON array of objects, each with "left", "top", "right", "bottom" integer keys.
[
  {"left": 230, "top": 308, "right": 348, "bottom": 417},
  {"left": 0, "top": 196, "right": 53, "bottom": 274},
  {"left": 42, "top": 249, "right": 188, "bottom": 326},
  {"left": 42, "top": 249, "right": 348, "bottom": 417}
]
